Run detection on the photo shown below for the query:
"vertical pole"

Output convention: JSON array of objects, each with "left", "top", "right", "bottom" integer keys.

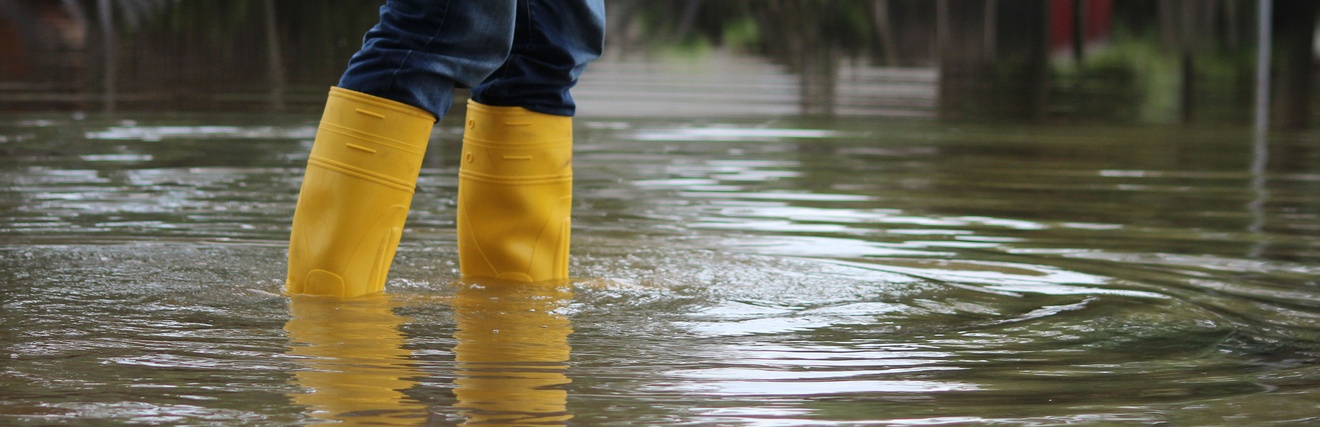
[
  {"left": 1072, "top": 0, "right": 1085, "bottom": 64},
  {"left": 1248, "top": 129, "right": 1270, "bottom": 238},
  {"left": 1248, "top": 0, "right": 1273, "bottom": 257},
  {"left": 97, "top": 0, "right": 115, "bottom": 113},
  {"left": 984, "top": 0, "right": 997, "bottom": 58},
  {"left": 936, "top": 0, "right": 948, "bottom": 66},
  {"left": 1254, "top": 0, "right": 1272, "bottom": 133},
  {"left": 263, "top": 0, "right": 286, "bottom": 111},
  {"left": 934, "top": 0, "right": 950, "bottom": 119},
  {"left": 876, "top": 0, "right": 899, "bottom": 66}
]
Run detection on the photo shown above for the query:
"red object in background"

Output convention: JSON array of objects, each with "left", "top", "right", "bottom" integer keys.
[{"left": 1050, "top": 0, "right": 1114, "bottom": 53}]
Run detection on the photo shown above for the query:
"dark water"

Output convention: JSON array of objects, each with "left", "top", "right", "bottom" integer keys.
[{"left": 3, "top": 108, "right": 1320, "bottom": 425}]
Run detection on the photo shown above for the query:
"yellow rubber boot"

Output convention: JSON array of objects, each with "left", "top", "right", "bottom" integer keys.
[
  {"left": 286, "top": 87, "right": 434, "bottom": 297},
  {"left": 457, "top": 100, "right": 573, "bottom": 282}
]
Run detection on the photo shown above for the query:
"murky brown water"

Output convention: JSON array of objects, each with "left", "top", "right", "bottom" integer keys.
[{"left": 3, "top": 111, "right": 1320, "bottom": 425}]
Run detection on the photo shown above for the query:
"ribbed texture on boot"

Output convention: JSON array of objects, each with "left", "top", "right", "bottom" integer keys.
[
  {"left": 286, "top": 87, "right": 433, "bottom": 297},
  {"left": 457, "top": 100, "right": 573, "bottom": 282}
]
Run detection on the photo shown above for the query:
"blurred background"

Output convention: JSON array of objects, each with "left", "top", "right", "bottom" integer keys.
[
  {"left": 1, "top": 0, "right": 1317, "bottom": 127},
  {"left": 6, "top": 3, "right": 1320, "bottom": 424}
]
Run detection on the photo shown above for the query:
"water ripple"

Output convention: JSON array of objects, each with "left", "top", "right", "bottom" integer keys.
[{"left": 5, "top": 117, "right": 1320, "bottom": 424}]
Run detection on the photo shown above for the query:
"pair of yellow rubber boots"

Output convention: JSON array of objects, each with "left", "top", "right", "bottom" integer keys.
[{"left": 285, "top": 87, "right": 573, "bottom": 297}]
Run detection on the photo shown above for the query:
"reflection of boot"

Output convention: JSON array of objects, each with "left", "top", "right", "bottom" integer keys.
[
  {"left": 457, "top": 101, "right": 573, "bottom": 282},
  {"left": 453, "top": 279, "right": 573, "bottom": 425},
  {"left": 284, "top": 295, "right": 425, "bottom": 425},
  {"left": 287, "top": 87, "right": 434, "bottom": 297}
]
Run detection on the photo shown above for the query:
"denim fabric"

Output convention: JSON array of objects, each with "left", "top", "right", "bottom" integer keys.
[
  {"left": 337, "top": 0, "right": 605, "bottom": 120},
  {"left": 470, "top": 0, "right": 606, "bottom": 117}
]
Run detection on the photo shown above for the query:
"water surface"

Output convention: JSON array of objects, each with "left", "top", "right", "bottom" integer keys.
[{"left": 3, "top": 113, "right": 1320, "bottom": 425}]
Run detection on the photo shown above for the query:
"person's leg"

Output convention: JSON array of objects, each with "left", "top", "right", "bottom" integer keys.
[
  {"left": 469, "top": 0, "right": 606, "bottom": 116},
  {"left": 288, "top": 0, "right": 518, "bottom": 297},
  {"left": 455, "top": 0, "right": 605, "bottom": 282},
  {"left": 339, "top": 0, "right": 517, "bottom": 119}
]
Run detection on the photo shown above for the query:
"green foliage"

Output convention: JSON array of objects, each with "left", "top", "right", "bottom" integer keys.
[
  {"left": 1067, "top": 32, "right": 1182, "bottom": 123},
  {"left": 719, "top": 15, "right": 760, "bottom": 52},
  {"left": 1056, "top": 24, "right": 1261, "bottom": 125}
]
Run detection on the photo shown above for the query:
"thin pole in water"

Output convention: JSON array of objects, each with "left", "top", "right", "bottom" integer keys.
[
  {"left": 263, "top": 0, "right": 286, "bottom": 112},
  {"left": 1248, "top": 0, "right": 1273, "bottom": 256},
  {"left": 1254, "top": 0, "right": 1272, "bottom": 134},
  {"left": 1072, "top": 0, "right": 1084, "bottom": 65},
  {"left": 98, "top": 0, "right": 115, "bottom": 114}
]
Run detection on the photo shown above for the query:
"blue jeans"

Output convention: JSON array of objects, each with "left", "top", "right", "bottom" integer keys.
[{"left": 337, "top": 0, "right": 605, "bottom": 120}]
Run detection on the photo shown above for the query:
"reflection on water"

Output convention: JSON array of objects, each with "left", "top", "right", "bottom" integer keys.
[
  {"left": 2, "top": 113, "right": 1320, "bottom": 425},
  {"left": 453, "top": 280, "right": 573, "bottom": 426},
  {"left": 283, "top": 280, "right": 574, "bottom": 426},
  {"left": 284, "top": 295, "right": 425, "bottom": 425}
]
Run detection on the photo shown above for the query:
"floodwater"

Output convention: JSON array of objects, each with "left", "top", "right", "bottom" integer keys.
[{"left": 3, "top": 109, "right": 1320, "bottom": 425}]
